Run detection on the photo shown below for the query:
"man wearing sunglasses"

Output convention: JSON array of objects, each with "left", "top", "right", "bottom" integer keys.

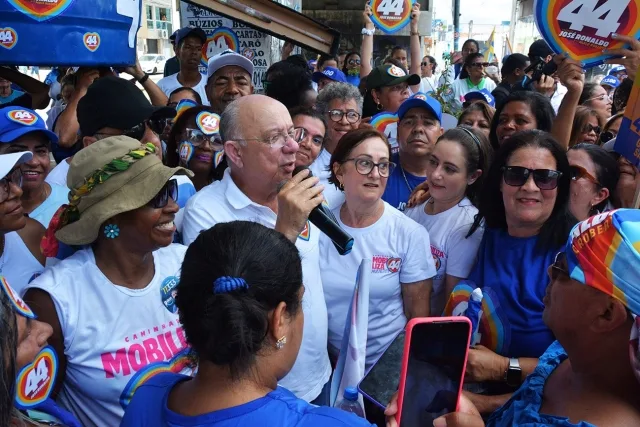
[
  {"left": 46, "top": 76, "right": 175, "bottom": 188},
  {"left": 182, "top": 95, "right": 332, "bottom": 406},
  {"left": 382, "top": 93, "right": 443, "bottom": 212}
]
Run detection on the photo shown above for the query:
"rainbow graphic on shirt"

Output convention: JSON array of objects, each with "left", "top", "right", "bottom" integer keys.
[
  {"left": 0, "top": 276, "right": 36, "bottom": 319},
  {"left": 119, "top": 348, "right": 193, "bottom": 409},
  {"left": 201, "top": 27, "right": 240, "bottom": 68},
  {"left": 213, "top": 150, "right": 225, "bottom": 168},
  {"left": 7, "top": 0, "right": 76, "bottom": 22},
  {"left": 444, "top": 282, "right": 511, "bottom": 354},
  {"left": 370, "top": 112, "right": 398, "bottom": 136},
  {"left": 298, "top": 220, "right": 311, "bottom": 241},
  {"left": 15, "top": 346, "right": 58, "bottom": 409}
]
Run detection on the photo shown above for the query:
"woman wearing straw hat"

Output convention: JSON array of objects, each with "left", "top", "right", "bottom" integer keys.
[{"left": 24, "top": 136, "right": 194, "bottom": 427}]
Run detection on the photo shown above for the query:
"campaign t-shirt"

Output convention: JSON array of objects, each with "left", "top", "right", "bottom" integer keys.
[
  {"left": 382, "top": 153, "right": 426, "bottom": 212},
  {"left": 448, "top": 78, "right": 497, "bottom": 112},
  {"left": 309, "top": 148, "right": 345, "bottom": 210},
  {"left": 121, "top": 373, "right": 375, "bottom": 427},
  {"left": 157, "top": 73, "right": 210, "bottom": 106},
  {"left": 30, "top": 184, "right": 69, "bottom": 228},
  {"left": 452, "top": 228, "right": 557, "bottom": 358},
  {"left": 24, "top": 244, "right": 193, "bottom": 427},
  {"left": 181, "top": 169, "right": 331, "bottom": 402},
  {"left": 0, "top": 89, "right": 25, "bottom": 105},
  {"left": 3, "top": 231, "right": 43, "bottom": 295},
  {"left": 405, "top": 198, "right": 483, "bottom": 315},
  {"left": 320, "top": 202, "right": 436, "bottom": 367},
  {"left": 45, "top": 158, "right": 70, "bottom": 188}
]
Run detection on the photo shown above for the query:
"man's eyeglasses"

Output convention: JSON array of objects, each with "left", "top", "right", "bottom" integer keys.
[
  {"left": 0, "top": 168, "right": 22, "bottom": 203},
  {"left": 550, "top": 251, "right": 569, "bottom": 281},
  {"left": 502, "top": 166, "right": 563, "bottom": 190},
  {"left": 569, "top": 165, "right": 600, "bottom": 186},
  {"left": 328, "top": 109, "right": 361, "bottom": 124},
  {"left": 148, "top": 179, "right": 178, "bottom": 209},
  {"left": 184, "top": 128, "right": 223, "bottom": 150},
  {"left": 299, "top": 130, "right": 324, "bottom": 147},
  {"left": 237, "top": 127, "right": 306, "bottom": 148},
  {"left": 343, "top": 157, "right": 396, "bottom": 177},
  {"left": 102, "top": 118, "right": 167, "bottom": 141},
  {"left": 581, "top": 124, "right": 601, "bottom": 134}
]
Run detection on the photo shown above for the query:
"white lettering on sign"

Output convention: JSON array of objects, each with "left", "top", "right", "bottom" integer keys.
[
  {"left": 86, "top": 35, "right": 98, "bottom": 46},
  {"left": 24, "top": 358, "right": 49, "bottom": 397},
  {"left": 14, "top": 111, "right": 33, "bottom": 120},
  {"left": 0, "top": 30, "right": 13, "bottom": 44},
  {"left": 377, "top": 0, "right": 404, "bottom": 15},
  {"left": 557, "top": 0, "right": 629, "bottom": 38}
]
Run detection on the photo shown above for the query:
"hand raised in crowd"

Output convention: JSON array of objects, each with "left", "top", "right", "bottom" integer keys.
[
  {"left": 384, "top": 391, "right": 484, "bottom": 427},
  {"left": 410, "top": 2, "right": 421, "bottom": 30},
  {"left": 406, "top": 181, "right": 430, "bottom": 208},
  {"left": 120, "top": 55, "right": 146, "bottom": 81},
  {"left": 532, "top": 74, "right": 555, "bottom": 98},
  {"left": 363, "top": 2, "right": 374, "bottom": 28},
  {"left": 605, "top": 34, "right": 640, "bottom": 81},
  {"left": 76, "top": 68, "right": 100, "bottom": 91},
  {"left": 553, "top": 54, "right": 584, "bottom": 94},
  {"left": 275, "top": 169, "right": 324, "bottom": 242},
  {"left": 465, "top": 344, "right": 508, "bottom": 383}
]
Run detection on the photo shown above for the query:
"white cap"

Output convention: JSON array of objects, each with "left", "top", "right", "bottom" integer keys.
[
  {"left": 206, "top": 49, "right": 254, "bottom": 80},
  {"left": 0, "top": 151, "right": 32, "bottom": 180}
]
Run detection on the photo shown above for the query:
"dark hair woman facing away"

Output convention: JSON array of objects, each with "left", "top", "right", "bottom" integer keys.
[{"left": 121, "top": 221, "right": 375, "bottom": 427}]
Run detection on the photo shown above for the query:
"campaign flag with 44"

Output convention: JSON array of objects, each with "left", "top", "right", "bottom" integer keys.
[
  {"left": 533, "top": 0, "right": 640, "bottom": 68},
  {"left": 369, "top": 0, "right": 415, "bottom": 34}
]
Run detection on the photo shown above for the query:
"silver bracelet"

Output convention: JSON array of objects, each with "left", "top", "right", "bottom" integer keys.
[{"left": 361, "top": 28, "right": 375, "bottom": 36}]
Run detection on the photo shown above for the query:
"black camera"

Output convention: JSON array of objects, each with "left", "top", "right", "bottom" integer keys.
[{"left": 516, "top": 56, "right": 558, "bottom": 91}]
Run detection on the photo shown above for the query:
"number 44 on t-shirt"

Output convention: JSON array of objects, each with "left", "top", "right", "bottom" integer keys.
[
  {"left": 557, "top": 0, "right": 629, "bottom": 38},
  {"left": 377, "top": 0, "right": 404, "bottom": 16}
]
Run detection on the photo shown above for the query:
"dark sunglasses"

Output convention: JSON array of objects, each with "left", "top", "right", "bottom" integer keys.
[
  {"left": 600, "top": 130, "right": 616, "bottom": 143},
  {"left": 122, "top": 118, "right": 167, "bottom": 140},
  {"left": 550, "top": 251, "right": 569, "bottom": 281},
  {"left": 502, "top": 166, "right": 563, "bottom": 190},
  {"left": 348, "top": 58, "right": 361, "bottom": 65},
  {"left": 420, "top": 62, "right": 431, "bottom": 66},
  {"left": 148, "top": 179, "right": 178, "bottom": 209},
  {"left": 469, "top": 62, "right": 489, "bottom": 68},
  {"left": 582, "top": 124, "right": 601, "bottom": 134}
]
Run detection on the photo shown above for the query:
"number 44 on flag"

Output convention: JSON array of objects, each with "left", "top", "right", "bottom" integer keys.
[{"left": 369, "top": 0, "right": 415, "bottom": 34}]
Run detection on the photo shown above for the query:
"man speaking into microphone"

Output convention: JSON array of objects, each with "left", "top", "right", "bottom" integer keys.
[{"left": 181, "top": 95, "right": 332, "bottom": 405}]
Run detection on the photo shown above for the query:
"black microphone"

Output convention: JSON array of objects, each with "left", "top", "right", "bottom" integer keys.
[{"left": 286, "top": 166, "right": 354, "bottom": 255}]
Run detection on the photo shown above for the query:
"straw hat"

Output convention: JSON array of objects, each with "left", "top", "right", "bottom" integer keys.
[{"left": 55, "top": 135, "right": 192, "bottom": 245}]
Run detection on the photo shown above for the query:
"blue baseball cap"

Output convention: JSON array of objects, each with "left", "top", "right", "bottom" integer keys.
[
  {"left": 464, "top": 89, "right": 495, "bottom": 107},
  {"left": 0, "top": 106, "right": 58, "bottom": 144},
  {"left": 175, "top": 26, "right": 207, "bottom": 47},
  {"left": 609, "top": 65, "right": 626, "bottom": 75},
  {"left": 312, "top": 66, "right": 347, "bottom": 84},
  {"left": 601, "top": 75, "right": 620, "bottom": 89},
  {"left": 397, "top": 92, "right": 442, "bottom": 122}
]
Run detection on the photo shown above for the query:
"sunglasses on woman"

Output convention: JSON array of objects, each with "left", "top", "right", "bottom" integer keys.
[
  {"left": 348, "top": 59, "right": 361, "bottom": 65},
  {"left": 502, "top": 166, "right": 563, "bottom": 190},
  {"left": 185, "top": 128, "right": 223, "bottom": 149},
  {"left": 569, "top": 165, "right": 600, "bottom": 186},
  {"left": 600, "top": 130, "right": 616, "bottom": 143},
  {"left": 148, "top": 179, "right": 178, "bottom": 209},
  {"left": 0, "top": 168, "right": 22, "bottom": 203},
  {"left": 550, "top": 251, "right": 569, "bottom": 281},
  {"left": 582, "top": 124, "right": 601, "bottom": 134},
  {"left": 469, "top": 62, "right": 489, "bottom": 68}
]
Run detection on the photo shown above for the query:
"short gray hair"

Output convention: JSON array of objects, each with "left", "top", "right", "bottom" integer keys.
[
  {"left": 220, "top": 98, "right": 244, "bottom": 142},
  {"left": 316, "top": 82, "right": 363, "bottom": 115}
]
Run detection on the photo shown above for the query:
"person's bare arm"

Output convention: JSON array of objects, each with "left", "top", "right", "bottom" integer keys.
[
  {"left": 54, "top": 69, "right": 99, "bottom": 148},
  {"left": 360, "top": 2, "right": 374, "bottom": 78},
  {"left": 464, "top": 391, "right": 511, "bottom": 415},
  {"left": 550, "top": 55, "right": 584, "bottom": 150},
  {"left": 409, "top": 3, "right": 422, "bottom": 92},
  {"left": 401, "top": 279, "right": 432, "bottom": 318},
  {"left": 122, "top": 59, "right": 168, "bottom": 107},
  {"left": 0, "top": 67, "right": 50, "bottom": 109}
]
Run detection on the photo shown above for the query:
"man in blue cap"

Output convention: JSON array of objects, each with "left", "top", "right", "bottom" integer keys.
[
  {"left": 600, "top": 75, "right": 620, "bottom": 96},
  {"left": 157, "top": 26, "right": 209, "bottom": 105},
  {"left": 463, "top": 89, "right": 495, "bottom": 108},
  {"left": 609, "top": 65, "right": 626, "bottom": 82},
  {"left": 382, "top": 93, "right": 443, "bottom": 211},
  {"left": 312, "top": 66, "right": 347, "bottom": 92}
]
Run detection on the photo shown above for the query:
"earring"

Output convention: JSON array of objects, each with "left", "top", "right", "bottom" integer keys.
[
  {"left": 376, "top": 103, "right": 383, "bottom": 111},
  {"left": 276, "top": 336, "right": 287, "bottom": 350},
  {"left": 104, "top": 224, "right": 120, "bottom": 239}
]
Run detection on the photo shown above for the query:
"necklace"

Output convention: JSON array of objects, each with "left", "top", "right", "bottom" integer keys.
[{"left": 400, "top": 166, "right": 415, "bottom": 193}]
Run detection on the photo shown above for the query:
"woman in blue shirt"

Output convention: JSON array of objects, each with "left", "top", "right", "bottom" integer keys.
[
  {"left": 447, "top": 130, "right": 576, "bottom": 414},
  {"left": 122, "top": 221, "right": 374, "bottom": 427}
]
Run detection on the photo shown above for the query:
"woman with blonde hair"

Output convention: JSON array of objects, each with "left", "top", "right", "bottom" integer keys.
[{"left": 568, "top": 106, "right": 603, "bottom": 147}]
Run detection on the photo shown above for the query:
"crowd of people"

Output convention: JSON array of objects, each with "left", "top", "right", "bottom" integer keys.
[{"left": 0, "top": 5, "right": 639, "bottom": 426}]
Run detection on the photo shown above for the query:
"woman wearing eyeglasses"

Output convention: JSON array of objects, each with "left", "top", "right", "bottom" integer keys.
[
  {"left": 579, "top": 83, "right": 612, "bottom": 122},
  {"left": 567, "top": 143, "right": 618, "bottom": 221},
  {"left": 447, "top": 130, "right": 575, "bottom": 415},
  {"left": 568, "top": 106, "right": 604, "bottom": 147},
  {"left": 342, "top": 52, "right": 362, "bottom": 87},
  {"left": 447, "top": 53, "right": 497, "bottom": 113},
  {"left": 312, "top": 82, "right": 364, "bottom": 209},
  {"left": 321, "top": 128, "right": 435, "bottom": 387},
  {"left": 24, "top": 136, "right": 194, "bottom": 427}
]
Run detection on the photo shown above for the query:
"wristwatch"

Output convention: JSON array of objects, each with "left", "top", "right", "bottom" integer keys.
[
  {"left": 138, "top": 72, "right": 149, "bottom": 84},
  {"left": 504, "top": 357, "right": 521, "bottom": 387}
]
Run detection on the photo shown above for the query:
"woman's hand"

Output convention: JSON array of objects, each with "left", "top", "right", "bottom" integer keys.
[
  {"left": 385, "top": 391, "right": 485, "bottom": 427},
  {"left": 465, "top": 345, "right": 509, "bottom": 383},
  {"left": 363, "top": 2, "right": 374, "bottom": 29},
  {"left": 410, "top": 2, "right": 421, "bottom": 32},
  {"left": 554, "top": 54, "right": 584, "bottom": 94},
  {"left": 406, "top": 181, "right": 430, "bottom": 208},
  {"left": 605, "top": 34, "right": 640, "bottom": 81},
  {"left": 532, "top": 74, "right": 556, "bottom": 98}
]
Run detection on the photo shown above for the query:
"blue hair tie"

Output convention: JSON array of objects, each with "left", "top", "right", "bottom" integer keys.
[{"left": 213, "top": 276, "right": 248, "bottom": 294}]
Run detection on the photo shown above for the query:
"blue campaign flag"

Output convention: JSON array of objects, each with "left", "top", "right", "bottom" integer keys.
[{"left": 0, "top": 0, "right": 142, "bottom": 67}]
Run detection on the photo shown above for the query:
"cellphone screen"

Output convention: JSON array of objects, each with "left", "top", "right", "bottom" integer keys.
[
  {"left": 358, "top": 331, "right": 405, "bottom": 409},
  {"left": 400, "top": 321, "right": 469, "bottom": 427}
]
